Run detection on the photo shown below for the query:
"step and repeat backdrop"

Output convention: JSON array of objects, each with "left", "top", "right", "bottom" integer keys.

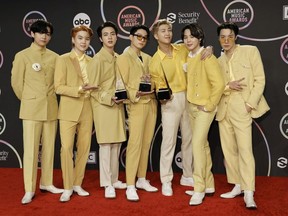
[{"left": 0, "top": 0, "right": 287, "bottom": 176}]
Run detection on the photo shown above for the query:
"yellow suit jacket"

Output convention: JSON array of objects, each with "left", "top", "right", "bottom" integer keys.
[
  {"left": 11, "top": 43, "right": 58, "bottom": 120},
  {"left": 216, "top": 45, "right": 270, "bottom": 120},
  {"left": 116, "top": 47, "right": 155, "bottom": 103},
  {"left": 54, "top": 51, "right": 92, "bottom": 121}
]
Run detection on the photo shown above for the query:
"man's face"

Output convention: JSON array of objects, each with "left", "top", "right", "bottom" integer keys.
[
  {"left": 154, "top": 24, "right": 173, "bottom": 45},
  {"left": 219, "top": 28, "right": 237, "bottom": 52}
]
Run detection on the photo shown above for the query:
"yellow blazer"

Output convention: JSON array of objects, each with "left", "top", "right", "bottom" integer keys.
[
  {"left": 216, "top": 45, "right": 270, "bottom": 120},
  {"left": 116, "top": 47, "right": 156, "bottom": 103},
  {"left": 186, "top": 52, "right": 225, "bottom": 112},
  {"left": 54, "top": 51, "right": 92, "bottom": 121},
  {"left": 11, "top": 43, "right": 58, "bottom": 120}
]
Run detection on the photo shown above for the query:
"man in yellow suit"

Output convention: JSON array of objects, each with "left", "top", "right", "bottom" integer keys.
[
  {"left": 11, "top": 20, "right": 63, "bottom": 205},
  {"left": 216, "top": 22, "right": 270, "bottom": 209}
]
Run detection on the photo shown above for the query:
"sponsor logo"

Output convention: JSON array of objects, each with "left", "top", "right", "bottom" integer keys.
[
  {"left": 0, "top": 113, "right": 6, "bottom": 135},
  {"left": 85, "top": 45, "right": 95, "bottom": 57},
  {"left": 223, "top": 0, "right": 254, "bottom": 30},
  {"left": 285, "top": 82, "right": 288, "bottom": 96},
  {"left": 280, "top": 38, "right": 288, "bottom": 64},
  {"left": 117, "top": 6, "right": 145, "bottom": 34},
  {"left": 284, "top": 5, "right": 288, "bottom": 20},
  {"left": 0, "top": 140, "right": 22, "bottom": 168},
  {"left": 174, "top": 151, "right": 183, "bottom": 169},
  {"left": 277, "top": 157, "right": 287, "bottom": 168},
  {"left": 280, "top": 113, "right": 288, "bottom": 139},
  {"left": 73, "top": 13, "right": 91, "bottom": 27},
  {"left": 22, "top": 11, "right": 47, "bottom": 37},
  {"left": 87, "top": 151, "right": 97, "bottom": 164},
  {"left": 167, "top": 11, "right": 200, "bottom": 24}
]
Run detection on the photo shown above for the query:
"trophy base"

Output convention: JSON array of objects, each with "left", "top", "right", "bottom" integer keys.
[
  {"left": 157, "top": 88, "right": 171, "bottom": 100},
  {"left": 115, "top": 89, "right": 128, "bottom": 100},
  {"left": 139, "top": 83, "right": 151, "bottom": 92}
]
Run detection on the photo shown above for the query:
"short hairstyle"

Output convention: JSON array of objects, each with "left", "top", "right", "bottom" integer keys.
[
  {"left": 30, "top": 20, "right": 54, "bottom": 35},
  {"left": 97, "top": 21, "right": 118, "bottom": 38},
  {"left": 181, "top": 23, "right": 205, "bottom": 46},
  {"left": 130, "top": 24, "right": 150, "bottom": 39},
  {"left": 217, "top": 22, "right": 239, "bottom": 36},
  {"left": 71, "top": 25, "right": 94, "bottom": 38},
  {"left": 151, "top": 19, "right": 172, "bottom": 35}
]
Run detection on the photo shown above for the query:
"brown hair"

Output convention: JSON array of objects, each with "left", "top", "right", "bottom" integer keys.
[{"left": 71, "top": 25, "right": 94, "bottom": 38}]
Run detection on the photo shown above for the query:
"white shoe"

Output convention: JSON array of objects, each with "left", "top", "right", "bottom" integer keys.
[
  {"left": 59, "top": 189, "right": 73, "bottom": 202},
  {"left": 189, "top": 192, "right": 205, "bottom": 206},
  {"left": 73, "top": 186, "right": 89, "bottom": 196},
  {"left": 136, "top": 179, "right": 158, "bottom": 192},
  {"left": 185, "top": 188, "right": 215, "bottom": 196},
  {"left": 105, "top": 185, "right": 116, "bottom": 199},
  {"left": 244, "top": 190, "right": 257, "bottom": 209},
  {"left": 126, "top": 186, "right": 139, "bottom": 201},
  {"left": 162, "top": 182, "right": 173, "bottom": 196},
  {"left": 40, "top": 185, "right": 64, "bottom": 194},
  {"left": 220, "top": 184, "right": 243, "bottom": 198},
  {"left": 21, "top": 192, "right": 35, "bottom": 204},
  {"left": 113, "top": 180, "right": 127, "bottom": 189},
  {"left": 180, "top": 176, "right": 194, "bottom": 187}
]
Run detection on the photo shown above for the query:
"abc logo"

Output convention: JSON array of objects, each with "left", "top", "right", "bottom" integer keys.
[
  {"left": 175, "top": 151, "right": 183, "bottom": 169},
  {"left": 73, "top": 13, "right": 91, "bottom": 27}
]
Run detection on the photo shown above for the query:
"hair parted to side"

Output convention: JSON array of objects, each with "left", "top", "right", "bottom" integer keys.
[
  {"left": 151, "top": 19, "right": 172, "bottom": 35},
  {"left": 217, "top": 21, "right": 239, "bottom": 36},
  {"left": 97, "top": 21, "right": 118, "bottom": 38},
  {"left": 71, "top": 25, "right": 94, "bottom": 38}
]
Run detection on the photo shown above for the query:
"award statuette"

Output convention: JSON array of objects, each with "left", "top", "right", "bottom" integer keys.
[
  {"left": 139, "top": 74, "right": 151, "bottom": 92},
  {"left": 115, "top": 78, "right": 127, "bottom": 100}
]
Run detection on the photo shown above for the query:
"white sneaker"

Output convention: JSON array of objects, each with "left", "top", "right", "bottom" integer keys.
[
  {"left": 136, "top": 179, "right": 158, "bottom": 192},
  {"left": 189, "top": 192, "right": 205, "bottom": 205},
  {"left": 180, "top": 175, "right": 194, "bottom": 187},
  {"left": 220, "top": 184, "right": 242, "bottom": 198},
  {"left": 113, "top": 180, "right": 127, "bottom": 189},
  {"left": 244, "top": 190, "right": 257, "bottom": 209},
  {"left": 162, "top": 182, "right": 173, "bottom": 196},
  {"left": 73, "top": 186, "right": 89, "bottom": 196},
  {"left": 126, "top": 186, "right": 139, "bottom": 201},
  {"left": 105, "top": 185, "right": 116, "bottom": 199},
  {"left": 59, "top": 189, "right": 73, "bottom": 202},
  {"left": 40, "top": 185, "right": 64, "bottom": 194},
  {"left": 185, "top": 188, "right": 215, "bottom": 196},
  {"left": 21, "top": 192, "right": 35, "bottom": 204}
]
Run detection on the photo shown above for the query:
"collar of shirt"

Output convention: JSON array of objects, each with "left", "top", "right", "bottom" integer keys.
[
  {"left": 188, "top": 46, "right": 204, "bottom": 58},
  {"left": 31, "top": 42, "right": 46, "bottom": 54},
  {"left": 157, "top": 44, "right": 180, "bottom": 60}
]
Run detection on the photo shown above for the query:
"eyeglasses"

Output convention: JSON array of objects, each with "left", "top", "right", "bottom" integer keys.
[
  {"left": 219, "top": 35, "right": 235, "bottom": 42},
  {"left": 133, "top": 34, "right": 148, "bottom": 41}
]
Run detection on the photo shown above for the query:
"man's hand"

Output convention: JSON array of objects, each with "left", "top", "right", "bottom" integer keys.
[
  {"left": 201, "top": 46, "right": 213, "bottom": 60},
  {"left": 228, "top": 78, "right": 246, "bottom": 91},
  {"left": 136, "top": 90, "right": 155, "bottom": 97},
  {"left": 82, "top": 84, "right": 98, "bottom": 91},
  {"left": 112, "top": 96, "right": 125, "bottom": 104}
]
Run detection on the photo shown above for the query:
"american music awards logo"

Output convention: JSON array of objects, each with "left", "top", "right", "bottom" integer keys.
[
  {"left": 223, "top": 0, "right": 254, "bottom": 30},
  {"left": 22, "top": 11, "right": 47, "bottom": 37},
  {"left": 0, "top": 50, "right": 3, "bottom": 69}
]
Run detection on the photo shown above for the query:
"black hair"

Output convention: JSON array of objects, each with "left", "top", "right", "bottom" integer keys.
[
  {"left": 30, "top": 20, "right": 54, "bottom": 35},
  {"left": 130, "top": 24, "right": 150, "bottom": 40},
  {"left": 97, "top": 21, "right": 118, "bottom": 38},
  {"left": 181, "top": 23, "right": 205, "bottom": 46},
  {"left": 217, "top": 21, "right": 239, "bottom": 36}
]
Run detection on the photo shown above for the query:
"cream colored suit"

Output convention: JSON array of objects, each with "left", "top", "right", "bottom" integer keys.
[
  {"left": 54, "top": 51, "right": 93, "bottom": 190},
  {"left": 216, "top": 45, "right": 270, "bottom": 191},
  {"left": 117, "top": 47, "right": 157, "bottom": 186},
  {"left": 87, "top": 47, "right": 126, "bottom": 187},
  {"left": 11, "top": 42, "right": 58, "bottom": 193},
  {"left": 186, "top": 50, "right": 225, "bottom": 193}
]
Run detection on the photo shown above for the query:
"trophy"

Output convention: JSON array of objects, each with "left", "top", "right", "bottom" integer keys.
[
  {"left": 139, "top": 74, "right": 151, "bottom": 92},
  {"left": 115, "top": 76, "right": 127, "bottom": 100}
]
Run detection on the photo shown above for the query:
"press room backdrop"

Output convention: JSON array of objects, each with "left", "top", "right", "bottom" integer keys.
[{"left": 0, "top": 0, "right": 287, "bottom": 176}]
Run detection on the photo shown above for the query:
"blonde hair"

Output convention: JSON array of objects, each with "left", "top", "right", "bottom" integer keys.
[
  {"left": 151, "top": 19, "right": 172, "bottom": 34},
  {"left": 71, "top": 25, "right": 94, "bottom": 38}
]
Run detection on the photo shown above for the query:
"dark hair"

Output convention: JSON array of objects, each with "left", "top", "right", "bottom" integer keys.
[
  {"left": 97, "top": 21, "right": 118, "bottom": 38},
  {"left": 130, "top": 24, "right": 150, "bottom": 40},
  {"left": 217, "top": 22, "right": 239, "bottom": 36},
  {"left": 30, "top": 20, "right": 54, "bottom": 35},
  {"left": 181, "top": 23, "right": 205, "bottom": 46}
]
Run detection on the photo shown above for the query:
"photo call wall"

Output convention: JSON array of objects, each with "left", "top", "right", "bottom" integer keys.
[{"left": 0, "top": 0, "right": 287, "bottom": 177}]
